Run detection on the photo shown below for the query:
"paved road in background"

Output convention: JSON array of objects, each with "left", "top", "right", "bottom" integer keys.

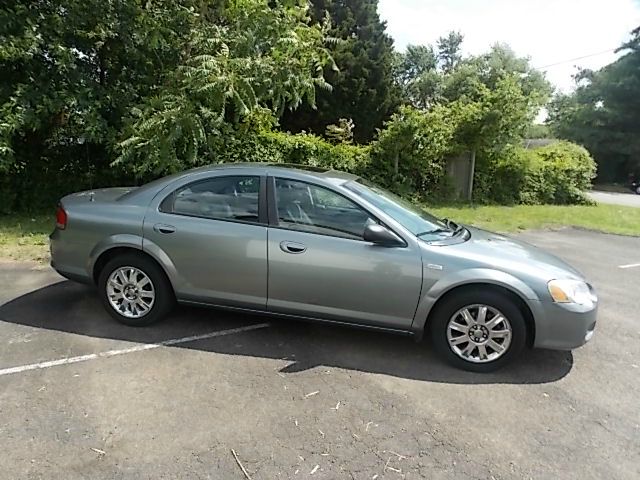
[
  {"left": 1, "top": 228, "right": 640, "bottom": 479},
  {"left": 588, "top": 190, "right": 640, "bottom": 207}
]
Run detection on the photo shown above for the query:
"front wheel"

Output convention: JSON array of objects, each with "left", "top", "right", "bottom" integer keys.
[
  {"left": 429, "top": 289, "right": 527, "bottom": 372},
  {"left": 98, "top": 253, "right": 174, "bottom": 326}
]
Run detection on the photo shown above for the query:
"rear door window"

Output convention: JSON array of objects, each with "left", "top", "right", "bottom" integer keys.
[{"left": 163, "top": 176, "right": 261, "bottom": 223}]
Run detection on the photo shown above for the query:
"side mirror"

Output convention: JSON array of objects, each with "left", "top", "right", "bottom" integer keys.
[{"left": 363, "top": 224, "right": 405, "bottom": 247}]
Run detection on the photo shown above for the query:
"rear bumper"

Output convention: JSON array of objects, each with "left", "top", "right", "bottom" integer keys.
[
  {"left": 51, "top": 261, "right": 93, "bottom": 285},
  {"left": 50, "top": 231, "right": 93, "bottom": 285},
  {"left": 532, "top": 299, "right": 598, "bottom": 350}
]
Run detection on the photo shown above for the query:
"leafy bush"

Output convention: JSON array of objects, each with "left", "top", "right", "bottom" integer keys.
[
  {"left": 478, "top": 141, "right": 596, "bottom": 205},
  {"left": 367, "top": 106, "right": 459, "bottom": 198}
]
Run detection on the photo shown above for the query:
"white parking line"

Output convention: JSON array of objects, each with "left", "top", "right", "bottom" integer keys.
[
  {"left": 618, "top": 263, "right": 640, "bottom": 269},
  {"left": 0, "top": 323, "right": 270, "bottom": 377}
]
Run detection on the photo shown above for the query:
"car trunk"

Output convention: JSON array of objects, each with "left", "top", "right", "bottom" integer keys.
[{"left": 61, "top": 187, "right": 138, "bottom": 206}]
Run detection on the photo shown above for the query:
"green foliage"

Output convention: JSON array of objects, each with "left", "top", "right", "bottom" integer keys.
[
  {"left": 0, "top": 0, "right": 589, "bottom": 212},
  {"left": 280, "top": 0, "right": 400, "bottom": 142},
  {"left": 548, "top": 26, "right": 640, "bottom": 182},
  {"left": 396, "top": 40, "right": 551, "bottom": 131},
  {"left": 526, "top": 124, "right": 553, "bottom": 139},
  {"left": 325, "top": 118, "right": 355, "bottom": 144},
  {"left": 437, "top": 31, "right": 464, "bottom": 73},
  {"left": 368, "top": 105, "right": 463, "bottom": 199},
  {"left": 116, "top": 0, "right": 334, "bottom": 176},
  {"left": 151, "top": 109, "right": 368, "bottom": 175},
  {"left": 477, "top": 142, "right": 596, "bottom": 205}
]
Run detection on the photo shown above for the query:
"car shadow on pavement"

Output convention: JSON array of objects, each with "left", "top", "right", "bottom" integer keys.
[{"left": 0, "top": 281, "right": 573, "bottom": 385}]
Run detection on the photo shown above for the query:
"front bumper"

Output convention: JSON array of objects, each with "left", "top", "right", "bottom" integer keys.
[{"left": 532, "top": 299, "right": 598, "bottom": 350}]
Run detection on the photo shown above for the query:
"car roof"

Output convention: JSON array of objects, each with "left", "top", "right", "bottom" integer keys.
[
  {"left": 121, "top": 163, "right": 359, "bottom": 204},
  {"left": 185, "top": 162, "right": 359, "bottom": 185}
]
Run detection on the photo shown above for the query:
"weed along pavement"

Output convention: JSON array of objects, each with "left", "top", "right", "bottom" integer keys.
[{"left": 1, "top": 228, "right": 639, "bottom": 479}]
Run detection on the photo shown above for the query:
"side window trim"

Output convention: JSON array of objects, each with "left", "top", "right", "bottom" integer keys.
[
  {"left": 158, "top": 174, "right": 267, "bottom": 225},
  {"left": 268, "top": 176, "right": 391, "bottom": 242}
]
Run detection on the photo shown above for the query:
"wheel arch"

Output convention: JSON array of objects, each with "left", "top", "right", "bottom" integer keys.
[
  {"left": 92, "top": 245, "right": 173, "bottom": 292},
  {"left": 425, "top": 283, "right": 536, "bottom": 347},
  {"left": 413, "top": 269, "right": 540, "bottom": 346}
]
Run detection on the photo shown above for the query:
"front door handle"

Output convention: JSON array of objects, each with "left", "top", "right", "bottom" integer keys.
[
  {"left": 280, "top": 241, "right": 307, "bottom": 254},
  {"left": 153, "top": 223, "right": 176, "bottom": 234}
]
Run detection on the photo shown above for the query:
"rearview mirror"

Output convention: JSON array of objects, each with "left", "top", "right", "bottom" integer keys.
[{"left": 363, "top": 224, "right": 405, "bottom": 247}]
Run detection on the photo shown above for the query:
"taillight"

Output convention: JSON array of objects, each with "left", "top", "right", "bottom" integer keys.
[{"left": 55, "top": 205, "right": 67, "bottom": 230}]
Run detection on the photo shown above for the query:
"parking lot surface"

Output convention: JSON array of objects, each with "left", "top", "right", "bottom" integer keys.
[
  {"left": 588, "top": 190, "right": 640, "bottom": 208},
  {"left": 1, "top": 228, "right": 639, "bottom": 479}
]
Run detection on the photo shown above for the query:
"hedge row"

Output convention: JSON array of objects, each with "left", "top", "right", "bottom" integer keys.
[{"left": 1, "top": 128, "right": 595, "bottom": 212}]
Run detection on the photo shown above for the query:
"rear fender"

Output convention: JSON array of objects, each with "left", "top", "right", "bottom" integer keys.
[
  {"left": 87, "top": 234, "right": 144, "bottom": 275},
  {"left": 88, "top": 234, "right": 180, "bottom": 289}
]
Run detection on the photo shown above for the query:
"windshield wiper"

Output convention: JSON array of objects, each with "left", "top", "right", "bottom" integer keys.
[
  {"left": 417, "top": 218, "right": 466, "bottom": 238},
  {"left": 416, "top": 228, "right": 453, "bottom": 237},
  {"left": 442, "top": 217, "right": 460, "bottom": 231}
]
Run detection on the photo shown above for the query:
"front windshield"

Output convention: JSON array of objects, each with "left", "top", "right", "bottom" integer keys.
[{"left": 344, "top": 179, "right": 454, "bottom": 237}]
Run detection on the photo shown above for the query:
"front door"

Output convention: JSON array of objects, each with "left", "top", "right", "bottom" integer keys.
[
  {"left": 143, "top": 174, "right": 268, "bottom": 309},
  {"left": 267, "top": 177, "right": 423, "bottom": 329}
]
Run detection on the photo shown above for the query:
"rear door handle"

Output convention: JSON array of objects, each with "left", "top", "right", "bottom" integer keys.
[
  {"left": 280, "top": 241, "right": 307, "bottom": 254},
  {"left": 153, "top": 223, "right": 176, "bottom": 234}
]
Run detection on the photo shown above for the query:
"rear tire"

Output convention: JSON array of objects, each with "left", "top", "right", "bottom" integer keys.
[
  {"left": 98, "top": 253, "right": 174, "bottom": 326},
  {"left": 428, "top": 288, "right": 527, "bottom": 372}
]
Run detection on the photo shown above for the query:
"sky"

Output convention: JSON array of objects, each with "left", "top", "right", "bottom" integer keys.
[{"left": 378, "top": 0, "right": 640, "bottom": 93}]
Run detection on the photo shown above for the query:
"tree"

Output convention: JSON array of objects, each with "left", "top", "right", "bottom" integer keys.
[
  {"left": 548, "top": 26, "right": 640, "bottom": 181},
  {"left": 0, "top": 0, "right": 199, "bottom": 209},
  {"left": 394, "top": 44, "right": 441, "bottom": 109},
  {"left": 280, "top": 0, "right": 400, "bottom": 143},
  {"left": 0, "top": 0, "right": 335, "bottom": 210},
  {"left": 437, "top": 31, "right": 463, "bottom": 73},
  {"left": 117, "top": 0, "right": 334, "bottom": 175}
]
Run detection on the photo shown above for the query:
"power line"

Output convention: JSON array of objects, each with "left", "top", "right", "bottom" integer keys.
[{"left": 535, "top": 48, "right": 618, "bottom": 69}]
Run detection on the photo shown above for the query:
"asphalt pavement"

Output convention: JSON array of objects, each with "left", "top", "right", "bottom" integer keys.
[
  {"left": 588, "top": 190, "right": 640, "bottom": 208},
  {"left": 1, "top": 228, "right": 639, "bottom": 479}
]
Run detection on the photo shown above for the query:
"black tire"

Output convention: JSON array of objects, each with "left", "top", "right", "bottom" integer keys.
[
  {"left": 97, "top": 253, "right": 174, "bottom": 327},
  {"left": 428, "top": 288, "right": 527, "bottom": 372}
]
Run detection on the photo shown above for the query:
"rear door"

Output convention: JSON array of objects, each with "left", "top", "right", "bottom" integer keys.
[
  {"left": 143, "top": 173, "right": 268, "bottom": 309},
  {"left": 266, "top": 176, "right": 423, "bottom": 329}
]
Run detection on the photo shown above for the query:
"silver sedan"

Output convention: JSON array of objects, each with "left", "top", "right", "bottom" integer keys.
[{"left": 49, "top": 164, "right": 598, "bottom": 372}]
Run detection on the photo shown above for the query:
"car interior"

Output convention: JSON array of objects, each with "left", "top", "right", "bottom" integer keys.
[
  {"left": 275, "top": 179, "right": 375, "bottom": 239},
  {"left": 171, "top": 176, "right": 260, "bottom": 222}
]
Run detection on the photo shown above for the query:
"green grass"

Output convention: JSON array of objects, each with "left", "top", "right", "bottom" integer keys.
[
  {"left": 0, "top": 213, "right": 53, "bottom": 262},
  {"left": 430, "top": 204, "right": 640, "bottom": 236},
  {"left": 1, "top": 204, "right": 639, "bottom": 263}
]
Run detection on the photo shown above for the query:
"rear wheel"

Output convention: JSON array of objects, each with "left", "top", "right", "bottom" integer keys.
[
  {"left": 98, "top": 253, "right": 174, "bottom": 326},
  {"left": 429, "top": 289, "right": 527, "bottom": 372}
]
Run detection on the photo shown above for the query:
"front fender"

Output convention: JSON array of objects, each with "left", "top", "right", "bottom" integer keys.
[{"left": 411, "top": 268, "right": 542, "bottom": 333}]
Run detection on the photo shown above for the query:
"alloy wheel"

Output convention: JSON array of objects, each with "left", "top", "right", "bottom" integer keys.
[
  {"left": 106, "top": 266, "right": 156, "bottom": 318},
  {"left": 446, "top": 304, "right": 513, "bottom": 363}
]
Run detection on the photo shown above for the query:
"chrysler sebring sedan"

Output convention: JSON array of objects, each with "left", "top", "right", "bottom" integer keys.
[{"left": 50, "top": 164, "right": 597, "bottom": 372}]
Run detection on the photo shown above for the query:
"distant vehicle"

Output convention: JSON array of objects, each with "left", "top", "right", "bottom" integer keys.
[
  {"left": 50, "top": 164, "right": 597, "bottom": 372},
  {"left": 631, "top": 179, "right": 640, "bottom": 195}
]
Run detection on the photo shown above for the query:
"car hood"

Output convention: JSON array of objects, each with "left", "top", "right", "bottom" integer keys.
[{"left": 438, "top": 226, "right": 584, "bottom": 281}]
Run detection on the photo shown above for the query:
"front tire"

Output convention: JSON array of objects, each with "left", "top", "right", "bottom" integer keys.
[
  {"left": 428, "top": 289, "right": 527, "bottom": 372},
  {"left": 98, "top": 253, "right": 174, "bottom": 326}
]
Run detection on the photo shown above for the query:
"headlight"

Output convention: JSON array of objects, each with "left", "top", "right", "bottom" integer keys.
[{"left": 547, "top": 279, "right": 596, "bottom": 306}]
